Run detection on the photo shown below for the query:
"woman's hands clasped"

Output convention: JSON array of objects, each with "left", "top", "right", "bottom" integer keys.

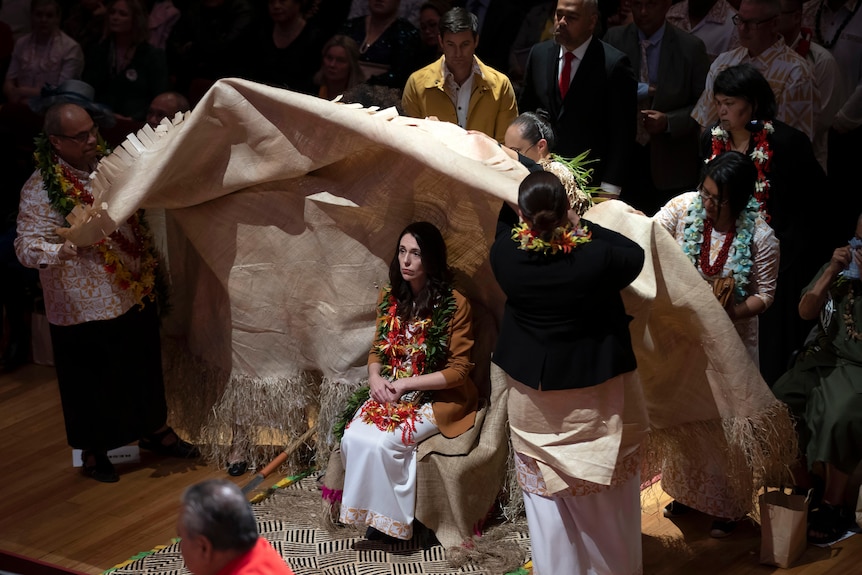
[{"left": 368, "top": 371, "right": 401, "bottom": 404}]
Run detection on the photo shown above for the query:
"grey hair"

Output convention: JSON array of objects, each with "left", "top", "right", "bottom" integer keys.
[
  {"left": 180, "top": 480, "right": 258, "bottom": 552},
  {"left": 510, "top": 110, "right": 556, "bottom": 151}
]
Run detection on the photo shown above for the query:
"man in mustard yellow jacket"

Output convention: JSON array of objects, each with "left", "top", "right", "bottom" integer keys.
[{"left": 402, "top": 7, "right": 518, "bottom": 143}]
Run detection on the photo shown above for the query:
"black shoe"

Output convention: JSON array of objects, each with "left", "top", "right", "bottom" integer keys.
[
  {"left": 808, "top": 503, "right": 851, "bottom": 545},
  {"left": 709, "top": 519, "right": 738, "bottom": 538},
  {"left": 82, "top": 450, "right": 119, "bottom": 483},
  {"left": 663, "top": 500, "right": 692, "bottom": 518},
  {"left": 139, "top": 427, "right": 200, "bottom": 458},
  {"left": 227, "top": 461, "right": 248, "bottom": 476},
  {"left": 364, "top": 527, "right": 399, "bottom": 543}
]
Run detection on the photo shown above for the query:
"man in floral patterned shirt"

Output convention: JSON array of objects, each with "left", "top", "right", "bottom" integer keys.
[{"left": 14, "top": 102, "right": 197, "bottom": 483}]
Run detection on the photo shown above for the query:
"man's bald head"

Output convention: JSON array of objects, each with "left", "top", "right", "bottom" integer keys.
[
  {"left": 147, "top": 92, "right": 190, "bottom": 128},
  {"left": 44, "top": 103, "right": 100, "bottom": 171}
]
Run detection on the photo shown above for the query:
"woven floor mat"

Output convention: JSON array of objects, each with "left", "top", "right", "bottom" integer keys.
[{"left": 107, "top": 476, "right": 531, "bottom": 575}]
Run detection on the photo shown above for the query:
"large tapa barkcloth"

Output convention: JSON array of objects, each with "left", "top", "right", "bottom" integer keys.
[{"left": 57, "top": 79, "right": 795, "bottom": 545}]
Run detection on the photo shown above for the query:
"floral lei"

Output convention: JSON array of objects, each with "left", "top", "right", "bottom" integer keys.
[
  {"left": 841, "top": 283, "right": 862, "bottom": 342},
  {"left": 681, "top": 192, "right": 760, "bottom": 301},
  {"left": 33, "top": 133, "right": 158, "bottom": 306},
  {"left": 512, "top": 221, "right": 592, "bottom": 254},
  {"left": 708, "top": 121, "right": 774, "bottom": 222},
  {"left": 356, "top": 284, "right": 457, "bottom": 444}
]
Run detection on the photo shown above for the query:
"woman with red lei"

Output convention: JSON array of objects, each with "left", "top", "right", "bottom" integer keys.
[
  {"left": 654, "top": 151, "right": 779, "bottom": 537},
  {"left": 338, "top": 221, "right": 478, "bottom": 542},
  {"left": 491, "top": 171, "right": 648, "bottom": 575},
  {"left": 702, "top": 63, "right": 827, "bottom": 385}
]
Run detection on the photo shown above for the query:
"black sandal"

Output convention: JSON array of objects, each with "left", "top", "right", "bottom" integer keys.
[
  {"left": 808, "top": 503, "right": 850, "bottom": 545},
  {"left": 82, "top": 449, "right": 119, "bottom": 483},
  {"left": 139, "top": 427, "right": 200, "bottom": 459}
]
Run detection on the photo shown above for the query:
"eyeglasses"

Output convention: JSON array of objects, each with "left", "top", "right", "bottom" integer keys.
[
  {"left": 699, "top": 188, "right": 729, "bottom": 206},
  {"left": 731, "top": 14, "right": 778, "bottom": 29},
  {"left": 53, "top": 125, "right": 99, "bottom": 145},
  {"left": 510, "top": 142, "right": 536, "bottom": 155}
]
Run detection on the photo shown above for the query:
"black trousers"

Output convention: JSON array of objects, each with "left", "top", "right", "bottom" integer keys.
[{"left": 50, "top": 302, "right": 168, "bottom": 450}]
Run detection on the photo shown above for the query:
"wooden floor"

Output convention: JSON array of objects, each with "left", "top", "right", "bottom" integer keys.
[{"left": 0, "top": 364, "right": 859, "bottom": 575}]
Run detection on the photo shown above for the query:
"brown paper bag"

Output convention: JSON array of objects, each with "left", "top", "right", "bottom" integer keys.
[{"left": 759, "top": 488, "right": 810, "bottom": 568}]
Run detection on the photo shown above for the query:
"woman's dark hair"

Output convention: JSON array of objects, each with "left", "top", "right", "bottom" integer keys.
[
  {"left": 388, "top": 221, "right": 452, "bottom": 319},
  {"left": 713, "top": 63, "right": 777, "bottom": 121},
  {"left": 518, "top": 171, "right": 569, "bottom": 241},
  {"left": 510, "top": 109, "right": 556, "bottom": 152},
  {"left": 702, "top": 151, "right": 758, "bottom": 221}
]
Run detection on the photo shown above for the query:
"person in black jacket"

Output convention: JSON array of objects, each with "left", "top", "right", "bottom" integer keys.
[
  {"left": 518, "top": 0, "right": 636, "bottom": 199},
  {"left": 490, "top": 170, "right": 648, "bottom": 575}
]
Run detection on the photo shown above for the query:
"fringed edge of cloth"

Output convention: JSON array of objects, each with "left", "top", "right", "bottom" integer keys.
[
  {"left": 314, "top": 376, "right": 369, "bottom": 470},
  {"left": 201, "top": 371, "right": 320, "bottom": 470},
  {"left": 446, "top": 523, "right": 531, "bottom": 575},
  {"left": 161, "top": 339, "right": 323, "bottom": 470},
  {"left": 501, "top": 434, "right": 524, "bottom": 522},
  {"left": 161, "top": 336, "right": 229, "bottom": 442},
  {"left": 642, "top": 399, "right": 798, "bottom": 519}
]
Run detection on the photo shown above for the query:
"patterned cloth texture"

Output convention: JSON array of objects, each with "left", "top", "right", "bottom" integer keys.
[
  {"left": 105, "top": 476, "right": 532, "bottom": 575},
  {"left": 691, "top": 40, "right": 817, "bottom": 140},
  {"left": 60, "top": 79, "right": 796, "bottom": 538}
]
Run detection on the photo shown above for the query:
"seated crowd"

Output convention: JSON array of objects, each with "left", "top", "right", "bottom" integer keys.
[{"left": 1, "top": 0, "right": 861, "bottom": 572}]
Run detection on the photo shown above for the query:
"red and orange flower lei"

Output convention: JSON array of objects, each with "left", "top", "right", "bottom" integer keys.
[
  {"left": 34, "top": 134, "right": 158, "bottom": 305},
  {"left": 512, "top": 221, "right": 591, "bottom": 254},
  {"left": 708, "top": 121, "right": 773, "bottom": 221},
  {"left": 356, "top": 285, "right": 456, "bottom": 444}
]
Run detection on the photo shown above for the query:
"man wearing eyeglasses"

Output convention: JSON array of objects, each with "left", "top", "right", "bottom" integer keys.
[
  {"left": 691, "top": 0, "right": 817, "bottom": 141},
  {"left": 14, "top": 102, "right": 198, "bottom": 484}
]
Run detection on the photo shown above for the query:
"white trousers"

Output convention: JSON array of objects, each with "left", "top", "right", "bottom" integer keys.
[
  {"left": 339, "top": 401, "right": 438, "bottom": 540},
  {"left": 522, "top": 472, "right": 643, "bottom": 575}
]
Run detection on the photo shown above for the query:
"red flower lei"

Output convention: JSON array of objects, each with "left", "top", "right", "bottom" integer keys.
[
  {"left": 360, "top": 400, "right": 423, "bottom": 445},
  {"left": 709, "top": 122, "right": 773, "bottom": 222},
  {"left": 795, "top": 27, "right": 813, "bottom": 58},
  {"left": 59, "top": 164, "right": 95, "bottom": 206},
  {"left": 356, "top": 285, "right": 457, "bottom": 444},
  {"left": 699, "top": 218, "right": 736, "bottom": 276},
  {"left": 53, "top": 156, "right": 157, "bottom": 304}
]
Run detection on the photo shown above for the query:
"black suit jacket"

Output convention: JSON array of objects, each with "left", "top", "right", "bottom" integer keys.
[
  {"left": 490, "top": 204, "right": 644, "bottom": 390},
  {"left": 604, "top": 23, "right": 709, "bottom": 190},
  {"left": 518, "top": 38, "right": 637, "bottom": 188}
]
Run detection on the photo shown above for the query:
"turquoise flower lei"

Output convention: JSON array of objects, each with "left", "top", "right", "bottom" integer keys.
[{"left": 681, "top": 193, "right": 760, "bottom": 301}]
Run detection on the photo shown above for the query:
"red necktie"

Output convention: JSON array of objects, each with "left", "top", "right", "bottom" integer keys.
[{"left": 559, "top": 51, "right": 575, "bottom": 100}]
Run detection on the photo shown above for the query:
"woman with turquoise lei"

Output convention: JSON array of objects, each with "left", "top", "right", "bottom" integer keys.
[
  {"left": 653, "top": 150, "right": 780, "bottom": 537},
  {"left": 654, "top": 150, "right": 779, "bottom": 363}
]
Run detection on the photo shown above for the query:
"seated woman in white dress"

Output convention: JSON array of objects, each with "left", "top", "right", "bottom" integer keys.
[{"left": 338, "top": 221, "right": 478, "bottom": 541}]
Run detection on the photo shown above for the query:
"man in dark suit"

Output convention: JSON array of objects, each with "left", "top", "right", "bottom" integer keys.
[
  {"left": 518, "top": 0, "right": 636, "bottom": 198},
  {"left": 604, "top": 0, "right": 710, "bottom": 214}
]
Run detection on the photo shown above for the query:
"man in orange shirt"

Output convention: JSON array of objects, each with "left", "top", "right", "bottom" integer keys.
[{"left": 178, "top": 480, "right": 296, "bottom": 575}]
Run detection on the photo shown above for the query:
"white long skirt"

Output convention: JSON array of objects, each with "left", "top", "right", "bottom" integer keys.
[
  {"left": 339, "top": 400, "right": 439, "bottom": 539},
  {"left": 523, "top": 471, "right": 643, "bottom": 575}
]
